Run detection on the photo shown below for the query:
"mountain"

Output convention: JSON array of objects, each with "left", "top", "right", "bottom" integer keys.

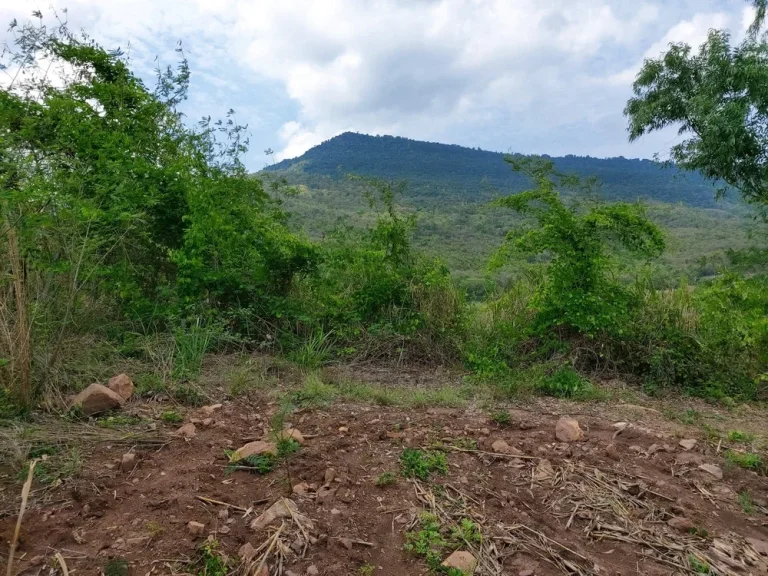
[
  {"left": 268, "top": 132, "right": 729, "bottom": 208},
  {"left": 263, "top": 132, "right": 760, "bottom": 295}
]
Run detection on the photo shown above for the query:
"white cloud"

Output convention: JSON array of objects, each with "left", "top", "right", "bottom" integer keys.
[{"left": 0, "top": 0, "right": 752, "bottom": 163}]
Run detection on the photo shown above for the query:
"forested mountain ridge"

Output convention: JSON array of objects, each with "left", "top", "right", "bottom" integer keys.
[{"left": 267, "top": 132, "right": 732, "bottom": 208}]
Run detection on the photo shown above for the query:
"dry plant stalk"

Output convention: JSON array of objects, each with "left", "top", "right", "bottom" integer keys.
[
  {"left": 3, "top": 212, "right": 31, "bottom": 406},
  {"left": 6, "top": 459, "right": 36, "bottom": 576}
]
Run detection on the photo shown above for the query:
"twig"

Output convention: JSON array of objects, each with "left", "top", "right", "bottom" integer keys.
[
  {"left": 195, "top": 495, "right": 249, "bottom": 512},
  {"left": 54, "top": 553, "right": 69, "bottom": 576},
  {"left": 441, "top": 445, "right": 541, "bottom": 460},
  {"left": 6, "top": 459, "right": 36, "bottom": 576},
  {"left": 330, "top": 537, "right": 375, "bottom": 547}
]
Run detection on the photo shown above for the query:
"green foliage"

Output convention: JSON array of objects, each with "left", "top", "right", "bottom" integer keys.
[
  {"left": 375, "top": 471, "right": 397, "bottom": 487},
  {"left": 726, "top": 450, "right": 765, "bottom": 472},
  {"left": 450, "top": 518, "right": 482, "bottom": 544},
  {"left": 104, "top": 558, "right": 129, "bottom": 576},
  {"left": 161, "top": 410, "right": 183, "bottom": 424},
  {"left": 404, "top": 513, "right": 448, "bottom": 571},
  {"left": 400, "top": 448, "right": 448, "bottom": 480},
  {"left": 359, "top": 564, "right": 376, "bottom": 576},
  {"left": 727, "top": 430, "right": 755, "bottom": 443},
  {"left": 688, "top": 555, "right": 711, "bottom": 574},
  {"left": 537, "top": 366, "right": 594, "bottom": 399},
  {"left": 626, "top": 21, "right": 768, "bottom": 215},
  {"left": 276, "top": 438, "right": 301, "bottom": 458},
  {"left": 738, "top": 490, "right": 755, "bottom": 514},
  {"left": 489, "top": 411, "right": 511, "bottom": 426},
  {"left": 98, "top": 414, "right": 143, "bottom": 429},
  {"left": 238, "top": 453, "right": 277, "bottom": 474},
  {"left": 192, "top": 540, "right": 229, "bottom": 576},
  {"left": 492, "top": 156, "right": 664, "bottom": 338}
]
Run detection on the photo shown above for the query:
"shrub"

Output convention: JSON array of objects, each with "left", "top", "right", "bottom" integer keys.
[{"left": 400, "top": 448, "right": 448, "bottom": 480}]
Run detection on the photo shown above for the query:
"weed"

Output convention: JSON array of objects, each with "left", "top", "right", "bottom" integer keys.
[
  {"left": 146, "top": 520, "right": 164, "bottom": 537},
  {"left": 701, "top": 424, "right": 721, "bottom": 442},
  {"left": 400, "top": 448, "right": 448, "bottom": 480},
  {"left": 172, "top": 383, "right": 205, "bottom": 406},
  {"left": 236, "top": 453, "right": 277, "bottom": 475},
  {"left": 173, "top": 320, "right": 216, "bottom": 380},
  {"left": 359, "top": 565, "right": 376, "bottom": 576},
  {"left": 681, "top": 409, "right": 702, "bottom": 425},
  {"left": 726, "top": 450, "right": 764, "bottom": 472},
  {"left": 688, "top": 526, "right": 709, "bottom": 538},
  {"left": 289, "top": 330, "right": 333, "bottom": 370},
  {"left": 18, "top": 447, "right": 83, "bottom": 486},
  {"left": 738, "top": 490, "right": 754, "bottom": 514},
  {"left": 161, "top": 410, "right": 183, "bottom": 424},
  {"left": 404, "top": 512, "right": 447, "bottom": 571},
  {"left": 276, "top": 438, "right": 301, "bottom": 458},
  {"left": 98, "top": 414, "right": 142, "bottom": 429},
  {"left": 489, "top": 410, "right": 511, "bottom": 425},
  {"left": 450, "top": 518, "right": 482, "bottom": 544},
  {"left": 536, "top": 366, "right": 608, "bottom": 401},
  {"left": 227, "top": 363, "right": 268, "bottom": 397},
  {"left": 134, "top": 373, "right": 166, "bottom": 398},
  {"left": 453, "top": 437, "right": 477, "bottom": 450},
  {"left": 192, "top": 539, "right": 229, "bottom": 576},
  {"left": 289, "top": 372, "right": 337, "bottom": 408},
  {"left": 727, "top": 430, "right": 755, "bottom": 443},
  {"left": 104, "top": 558, "right": 129, "bottom": 576},
  {"left": 688, "top": 555, "right": 710, "bottom": 574},
  {"left": 375, "top": 471, "right": 397, "bottom": 487}
]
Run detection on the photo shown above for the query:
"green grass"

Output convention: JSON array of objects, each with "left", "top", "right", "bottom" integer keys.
[
  {"left": 400, "top": 448, "right": 448, "bottom": 480},
  {"left": 404, "top": 512, "right": 481, "bottom": 575},
  {"left": 489, "top": 410, "right": 511, "bottom": 425},
  {"left": 18, "top": 447, "right": 83, "bottom": 486},
  {"left": 160, "top": 410, "right": 183, "bottom": 424},
  {"left": 738, "top": 490, "right": 754, "bottom": 514},
  {"left": 104, "top": 558, "right": 129, "bottom": 576},
  {"left": 359, "top": 564, "right": 376, "bottom": 576},
  {"left": 192, "top": 540, "right": 229, "bottom": 576},
  {"left": 97, "top": 414, "right": 143, "bottom": 428},
  {"left": 727, "top": 430, "right": 755, "bottom": 443},
  {"left": 688, "top": 555, "right": 710, "bottom": 574},
  {"left": 726, "top": 450, "right": 765, "bottom": 472},
  {"left": 375, "top": 471, "right": 397, "bottom": 487}
]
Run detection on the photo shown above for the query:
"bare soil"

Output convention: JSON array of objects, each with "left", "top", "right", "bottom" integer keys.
[{"left": 2, "top": 361, "right": 768, "bottom": 576}]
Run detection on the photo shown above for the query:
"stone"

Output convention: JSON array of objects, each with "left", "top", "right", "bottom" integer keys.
[
  {"left": 306, "top": 567, "right": 319, "bottom": 576},
  {"left": 250, "top": 498, "right": 313, "bottom": 532},
  {"left": 187, "top": 521, "right": 205, "bottom": 537},
  {"left": 121, "top": 452, "right": 136, "bottom": 473},
  {"left": 200, "top": 404, "right": 223, "bottom": 416},
  {"left": 324, "top": 468, "right": 336, "bottom": 484},
  {"left": 316, "top": 484, "right": 337, "bottom": 504},
  {"left": 675, "top": 452, "right": 703, "bottom": 465},
  {"left": 441, "top": 550, "right": 477, "bottom": 574},
  {"left": 239, "top": 542, "right": 257, "bottom": 562},
  {"left": 534, "top": 459, "right": 555, "bottom": 481},
  {"left": 108, "top": 374, "right": 134, "bottom": 401},
  {"left": 612, "top": 422, "right": 628, "bottom": 431},
  {"left": 175, "top": 423, "right": 197, "bottom": 439},
  {"left": 555, "top": 417, "right": 583, "bottom": 442},
  {"left": 293, "top": 482, "right": 311, "bottom": 496},
  {"left": 218, "top": 508, "right": 229, "bottom": 520},
  {"left": 254, "top": 565, "right": 269, "bottom": 576},
  {"left": 491, "top": 439, "right": 522, "bottom": 455},
  {"left": 230, "top": 440, "right": 277, "bottom": 462},
  {"left": 202, "top": 418, "right": 213, "bottom": 427},
  {"left": 698, "top": 463, "right": 723, "bottom": 480},
  {"left": 679, "top": 439, "right": 697, "bottom": 451},
  {"left": 69, "top": 383, "right": 125, "bottom": 416},
  {"left": 629, "top": 445, "right": 643, "bottom": 453},
  {"left": 338, "top": 537, "right": 353, "bottom": 550},
  {"left": 278, "top": 428, "right": 305, "bottom": 445},
  {"left": 747, "top": 537, "right": 768, "bottom": 556},
  {"left": 667, "top": 516, "right": 694, "bottom": 532}
]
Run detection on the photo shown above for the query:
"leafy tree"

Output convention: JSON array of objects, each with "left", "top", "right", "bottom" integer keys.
[
  {"left": 625, "top": 1, "right": 768, "bottom": 215},
  {"left": 491, "top": 157, "right": 664, "bottom": 337}
]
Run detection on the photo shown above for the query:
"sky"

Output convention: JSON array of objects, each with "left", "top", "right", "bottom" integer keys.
[{"left": 0, "top": 0, "right": 756, "bottom": 170}]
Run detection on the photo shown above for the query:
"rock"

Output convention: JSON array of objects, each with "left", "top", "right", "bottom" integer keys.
[
  {"left": 230, "top": 440, "right": 277, "bottom": 462},
  {"left": 667, "top": 516, "right": 695, "bottom": 532},
  {"left": 555, "top": 417, "right": 583, "bottom": 442},
  {"left": 278, "top": 428, "right": 305, "bottom": 445},
  {"left": 293, "top": 482, "right": 311, "bottom": 496},
  {"left": 338, "top": 537, "right": 353, "bottom": 550},
  {"left": 306, "top": 566, "right": 319, "bottom": 576},
  {"left": 629, "top": 445, "right": 643, "bottom": 454},
  {"left": 605, "top": 444, "right": 620, "bottom": 461},
  {"left": 69, "top": 383, "right": 125, "bottom": 416},
  {"left": 480, "top": 428, "right": 490, "bottom": 435},
  {"left": 175, "top": 423, "right": 197, "bottom": 439},
  {"left": 108, "top": 374, "right": 134, "bottom": 400},
  {"left": 187, "top": 521, "right": 205, "bottom": 537},
  {"left": 200, "top": 404, "right": 223, "bottom": 416},
  {"left": 202, "top": 417, "right": 213, "bottom": 427},
  {"left": 239, "top": 542, "right": 257, "bottom": 562},
  {"left": 442, "top": 550, "right": 477, "bottom": 574},
  {"left": 647, "top": 444, "right": 664, "bottom": 456},
  {"left": 254, "top": 565, "right": 269, "bottom": 576},
  {"left": 679, "top": 439, "right": 697, "bottom": 451},
  {"left": 218, "top": 508, "right": 229, "bottom": 520},
  {"left": 338, "top": 426, "right": 349, "bottom": 433},
  {"left": 612, "top": 422, "right": 628, "bottom": 431},
  {"left": 534, "top": 459, "right": 555, "bottom": 481},
  {"left": 519, "top": 570, "right": 535, "bottom": 576},
  {"left": 491, "top": 439, "right": 522, "bottom": 455},
  {"left": 121, "top": 452, "right": 136, "bottom": 473},
  {"left": 324, "top": 468, "right": 336, "bottom": 484},
  {"left": 747, "top": 537, "right": 768, "bottom": 556},
  {"left": 72, "top": 528, "right": 86, "bottom": 544},
  {"left": 316, "top": 484, "right": 337, "bottom": 504},
  {"left": 675, "top": 452, "right": 703, "bottom": 465},
  {"left": 698, "top": 463, "right": 723, "bottom": 480},
  {"left": 250, "top": 498, "right": 313, "bottom": 532}
]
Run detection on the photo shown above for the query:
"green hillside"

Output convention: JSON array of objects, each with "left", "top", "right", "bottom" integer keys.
[{"left": 263, "top": 133, "right": 764, "bottom": 295}]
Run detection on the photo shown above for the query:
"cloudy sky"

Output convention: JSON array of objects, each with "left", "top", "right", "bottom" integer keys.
[{"left": 0, "top": 0, "right": 756, "bottom": 169}]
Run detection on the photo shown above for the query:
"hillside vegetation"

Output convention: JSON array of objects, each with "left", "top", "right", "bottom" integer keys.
[{"left": 1, "top": 11, "right": 767, "bottom": 428}]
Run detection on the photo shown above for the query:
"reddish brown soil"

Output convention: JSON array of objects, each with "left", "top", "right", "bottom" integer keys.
[{"left": 2, "top": 373, "right": 768, "bottom": 576}]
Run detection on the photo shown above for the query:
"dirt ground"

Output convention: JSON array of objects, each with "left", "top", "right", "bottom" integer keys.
[{"left": 2, "top": 359, "right": 768, "bottom": 576}]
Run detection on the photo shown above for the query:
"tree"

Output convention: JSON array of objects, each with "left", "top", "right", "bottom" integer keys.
[
  {"left": 625, "top": 1, "right": 768, "bottom": 215},
  {"left": 491, "top": 157, "right": 664, "bottom": 337}
]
